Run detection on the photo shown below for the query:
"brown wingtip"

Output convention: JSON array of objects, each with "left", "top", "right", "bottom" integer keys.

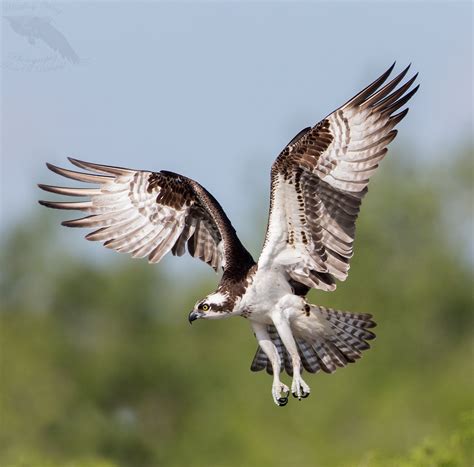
[
  {"left": 344, "top": 62, "right": 398, "bottom": 109},
  {"left": 399, "top": 62, "right": 410, "bottom": 74},
  {"left": 37, "top": 200, "right": 93, "bottom": 210},
  {"left": 43, "top": 161, "right": 112, "bottom": 183},
  {"left": 38, "top": 199, "right": 55, "bottom": 208},
  {"left": 389, "top": 107, "right": 410, "bottom": 125},
  {"left": 45, "top": 162, "right": 59, "bottom": 172},
  {"left": 67, "top": 157, "right": 136, "bottom": 176},
  {"left": 68, "top": 157, "right": 87, "bottom": 169}
]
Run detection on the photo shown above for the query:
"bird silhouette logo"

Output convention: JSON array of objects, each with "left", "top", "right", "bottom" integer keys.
[{"left": 3, "top": 14, "right": 80, "bottom": 69}]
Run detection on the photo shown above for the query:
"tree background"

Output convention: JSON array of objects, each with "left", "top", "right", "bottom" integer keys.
[
  {"left": 1, "top": 2, "right": 472, "bottom": 466},
  {"left": 1, "top": 147, "right": 472, "bottom": 467}
]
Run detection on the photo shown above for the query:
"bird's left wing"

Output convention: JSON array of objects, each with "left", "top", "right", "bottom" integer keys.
[
  {"left": 39, "top": 158, "right": 253, "bottom": 273},
  {"left": 258, "top": 64, "right": 419, "bottom": 291}
]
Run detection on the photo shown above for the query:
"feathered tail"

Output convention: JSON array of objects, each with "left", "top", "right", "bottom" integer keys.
[{"left": 250, "top": 306, "right": 376, "bottom": 376}]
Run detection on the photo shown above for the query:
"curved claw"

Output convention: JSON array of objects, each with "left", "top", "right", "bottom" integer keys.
[
  {"left": 277, "top": 396, "right": 288, "bottom": 407},
  {"left": 291, "top": 386, "right": 310, "bottom": 400},
  {"left": 272, "top": 382, "right": 290, "bottom": 406}
]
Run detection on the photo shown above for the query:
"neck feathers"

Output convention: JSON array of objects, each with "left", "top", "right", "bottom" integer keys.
[{"left": 219, "top": 264, "right": 257, "bottom": 311}]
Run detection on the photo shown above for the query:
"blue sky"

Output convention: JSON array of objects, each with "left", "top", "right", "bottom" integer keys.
[{"left": 1, "top": 1, "right": 472, "bottom": 269}]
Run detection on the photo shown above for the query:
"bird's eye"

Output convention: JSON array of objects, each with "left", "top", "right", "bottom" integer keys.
[{"left": 201, "top": 304, "right": 209, "bottom": 311}]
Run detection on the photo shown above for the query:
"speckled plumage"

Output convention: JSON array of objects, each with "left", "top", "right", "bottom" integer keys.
[{"left": 39, "top": 64, "right": 418, "bottom": 406}]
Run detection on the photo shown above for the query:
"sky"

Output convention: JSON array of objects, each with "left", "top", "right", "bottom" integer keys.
[{"left": 1, "top": 1, "right": 472, "bottom": 272}]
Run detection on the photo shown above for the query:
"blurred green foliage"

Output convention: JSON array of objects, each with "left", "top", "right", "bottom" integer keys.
[{"left": 1, "top": 147, "right": 473, "bottom": 467}]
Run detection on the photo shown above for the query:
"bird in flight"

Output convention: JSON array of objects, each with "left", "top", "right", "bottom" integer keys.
[
  {"left": 4, "top": 15, "right": 80, "bottom": 63},
  {"left": 39, "top": 64, "right": 418, "bottom": 406}
]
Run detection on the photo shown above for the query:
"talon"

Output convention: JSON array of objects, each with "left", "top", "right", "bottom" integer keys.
[
  {"left": 292, "top": 385, "right": 309, "bottom": 400},
  {"left": 278, "top": 397, "right": 288, "bottom": 406},
  {"left": 291, "top": 392, "right": 302, "bottom": 400},
  {"left": 272, "top": 382, "right": 290, "bottom": 406},
  {"left": 291, "top": 376, "right": 310, "bottom": 402}
]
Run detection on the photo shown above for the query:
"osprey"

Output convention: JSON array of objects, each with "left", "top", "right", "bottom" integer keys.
[{"left": 39, "top": 64, "right": 418, "bottom": 406}]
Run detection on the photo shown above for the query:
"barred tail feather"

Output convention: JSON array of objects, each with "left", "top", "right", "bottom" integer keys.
[
  {"left": 250, "top": 347, "right": 268, "bottom": 372},
  {"left": 249, "top": 306, "right": 376, "bottom": 376},
  {"left": 302, "top": 305, "right": 376, "bottom": 373}
]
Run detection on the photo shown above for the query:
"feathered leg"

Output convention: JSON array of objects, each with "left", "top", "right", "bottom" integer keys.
[
  {"left": 272, "top": 313, "right": 310, "bottom": 400},
  {"left": 251, "top": 322, "right": 290, "bottom": 406}
]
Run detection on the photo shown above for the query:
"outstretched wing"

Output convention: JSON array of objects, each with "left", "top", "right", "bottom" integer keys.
[
  {"left": 39, "top": 158, "right": 254, "bottom": 274},
  {"left": 258, "top": 64, "right": 419, "bottom": 291},
  {"left": 32, "top": 17, "right": 80, "bottom": 63}
]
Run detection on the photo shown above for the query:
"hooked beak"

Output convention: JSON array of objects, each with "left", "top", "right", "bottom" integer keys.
[{"left": 188, "top": 310, "right": 203, "bottom": 324}]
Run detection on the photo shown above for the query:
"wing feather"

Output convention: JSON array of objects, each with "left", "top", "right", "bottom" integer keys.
[
  {"left": 258, "top": 64, "right": 419, "bottom": 291},
  {"left": 39, "top": 158, "right": 254, "bottom": 274}
]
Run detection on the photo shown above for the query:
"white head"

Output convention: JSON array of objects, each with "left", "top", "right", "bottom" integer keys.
[{"left": 188, "top": 291, "right": 233, "bottom": 323}]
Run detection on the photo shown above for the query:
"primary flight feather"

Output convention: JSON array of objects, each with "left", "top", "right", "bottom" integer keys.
[{"left": 39, "top": 63, "right": 419, "bottom": 406}]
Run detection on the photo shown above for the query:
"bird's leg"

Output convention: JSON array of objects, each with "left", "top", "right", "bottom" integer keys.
[
  {"left": 251, "top": 322, "right": 289, "bottom": 406},
  {"left": 272, "top": 313, "right": 310, "bottom": 400}
]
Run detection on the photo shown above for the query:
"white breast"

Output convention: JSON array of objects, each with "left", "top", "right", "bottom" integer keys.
[{"left": 237, "top": 268, "right": 293, "bottom": 323}]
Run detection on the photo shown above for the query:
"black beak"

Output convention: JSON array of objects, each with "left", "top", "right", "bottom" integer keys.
[{"left": 188, "top": 310, "right": 201, "bottom": 324}]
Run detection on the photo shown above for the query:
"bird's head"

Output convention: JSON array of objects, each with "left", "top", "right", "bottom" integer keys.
[{"left": 188, "top": 291, "right": 233, "bottom": 323}]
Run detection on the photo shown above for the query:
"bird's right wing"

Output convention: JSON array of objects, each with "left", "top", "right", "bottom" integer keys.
[{"left": 39, "top": 158, "right": 254, "bottom": 273}]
